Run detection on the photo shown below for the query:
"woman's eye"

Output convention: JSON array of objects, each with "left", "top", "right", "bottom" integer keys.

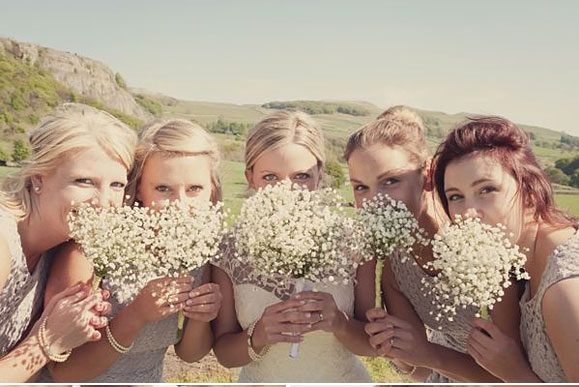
[
  {"left": 447, "top": 194, "right": 463, "bottom": 202},
  {"left": 188, "top": 185, "right": 203, "bottom": 192},
  {"left": 155, "top": 185, "right": 170, "bottom": 193},
  {"left": 263, "top": 174, "right": 277, "bottom": 182},
  {"left": 294, "top": 173, "right": 310, "bottom": 180},
  {"left": 480, "top": 186, "right": 498, "bottom": 195},
  {"left": 354, "top": 184, "right": 368, "bottom": 192},
  {"left": 111, "top": 181, "right": 126, "bottom": 189},
  {"left": 75, "top": 178, "right": 93, "bottom": 185},
  {"left": 382, "top": 178, "right": 399, "bottom": 186}
]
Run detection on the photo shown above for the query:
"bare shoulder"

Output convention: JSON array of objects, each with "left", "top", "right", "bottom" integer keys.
[{"left": 45, "top": 240, "right": 93, "bottom": 303}]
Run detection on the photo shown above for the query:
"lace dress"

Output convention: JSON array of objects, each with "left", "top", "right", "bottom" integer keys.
[
  {"left": 39, "top": 266, "right": 205, "bottom": 383},
  {"left": 0, "top": 209, "right": 50, "bottom": 356},
  {"left": 389, "top": 250, "right": 478, "bottom": 383},
  {"left": 213, "top": 239, "right": 371, "bottom": 382},
  {"left": 519, "top": 229, "right": 579, "bottom": 382}
]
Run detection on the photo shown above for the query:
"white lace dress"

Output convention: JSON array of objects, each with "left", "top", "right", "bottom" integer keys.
[
  {"left": 519, "top": 229, "right": 579, "bottom": 382},
  {"left": 213, "top": 242, "right": 371, "bottom": 382},
  {"left": 0, "top": 209, "right": 50, "bottom": 357},
  {"left": 389, "top": 250, "right": 479, "bottom": 383}
]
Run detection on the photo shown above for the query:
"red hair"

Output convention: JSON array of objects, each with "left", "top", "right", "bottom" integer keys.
[{"left": 432, "top": 116, "right": 577, "bottom": 227}]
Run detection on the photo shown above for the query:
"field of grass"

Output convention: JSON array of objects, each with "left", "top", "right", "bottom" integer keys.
[
  {"left": 0, "top": 165, "right": 16, "bottom": 178},
  {"left": 555, "top": 194, "right": 579, "bottom": 216}
]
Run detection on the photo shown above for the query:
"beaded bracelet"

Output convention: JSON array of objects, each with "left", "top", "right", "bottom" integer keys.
[
  {"left": 246, "top": 319, "right": 270, "bottom": 361},
  {"left": 105, "top": 325, "right": 134, "bottom": 354},
  {"left": 37, "top": 318, "right": 72, "bottom": 363},
  {"left": 391, "top": 360, "right": 417, "bottom": 377}
]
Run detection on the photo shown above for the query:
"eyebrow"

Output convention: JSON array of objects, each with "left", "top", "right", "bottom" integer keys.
[
  {"left": 376, "top": 169, "right": 406, "bottom": 180},
  {"left": 445, "top": 178, "right": 494, "bottom": 193}
]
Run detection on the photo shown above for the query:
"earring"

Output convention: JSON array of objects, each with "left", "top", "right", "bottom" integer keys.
[{"left": 33, "top": 186, "right": 40, "bottom": 192}]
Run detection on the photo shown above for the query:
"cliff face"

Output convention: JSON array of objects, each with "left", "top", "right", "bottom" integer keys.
[{"left": 0, "top": 37, "right": 151, "bottom": 120}]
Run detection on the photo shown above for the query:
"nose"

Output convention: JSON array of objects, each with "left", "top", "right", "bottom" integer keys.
[
  {"left": 174, "top": 188, "right": 187, "bottom": 203},
  {"left": 463, "top": 206, "right": 483, "bottom": 220},
  {"left": 92, "top": 188, "right": 114, "bottom": 209}
]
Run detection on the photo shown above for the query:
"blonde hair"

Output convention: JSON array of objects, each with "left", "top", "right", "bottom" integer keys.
[
  {"left": 126, "top": 118, "right": 222, "bottom": 204},
  {"left": 344, "top": 105, "right": 428, "bottom": 166},
  {"left": 245, "top": 110, "right": 326, "bottom": 172},
  {"left": 0, "top": 103, "right": 137, "bottom": 218}
]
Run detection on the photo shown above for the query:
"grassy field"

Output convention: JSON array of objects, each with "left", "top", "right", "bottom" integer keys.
[{"left": 555, "top": 193, "right": 579, "bottom": 216}]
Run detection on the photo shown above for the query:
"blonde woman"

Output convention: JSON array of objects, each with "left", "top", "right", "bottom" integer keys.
[
  {"left": 212, "top": 110, "right": 373, "bottom": 382},
  {"left": 0, "top": 103, "right": 137, "bottom": 381},
  {"left": 346, "top": 107, "right": 522, "bottom": 382},
  {"left": 42, "top": 119, "right": 222, "bottom": 383}
]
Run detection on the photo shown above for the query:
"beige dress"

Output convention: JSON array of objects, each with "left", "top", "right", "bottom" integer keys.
[
  {"left": 0, "top": 209, "right": 50, "bottom": 357},
  {"left": 390, "top": 250, "right": 479, "bottom": 383},
  {"left": 520, "top": 229, "right": 579, "bottom": 382}
]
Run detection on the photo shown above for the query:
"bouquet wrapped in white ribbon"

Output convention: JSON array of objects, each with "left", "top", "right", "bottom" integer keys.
[{"left": 233, "top": 179, "right": 363, "bottom": 357}]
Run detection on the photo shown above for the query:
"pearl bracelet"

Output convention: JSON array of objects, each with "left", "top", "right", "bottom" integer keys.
[
  {"left": 37, "top": 318, "right": 72, "bottom": 363},
  {"left": 391, "top": 360, "right": 417, "bottom": 377},
  {"left": 105, "top": 325, "right": 134, "bottom": 354},
  {"left": 246, "top": 319, "right": 270, "bottom": 361}
]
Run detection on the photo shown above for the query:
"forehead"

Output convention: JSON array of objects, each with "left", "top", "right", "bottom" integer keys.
[
  {"left": 56, "top": 147, "right": 127, "bottom": 176},
  {"left": 142, "top": 153, "right": 212, "bottom": 181},
  {"left": 445, "top": 153, "right": 508, "bottom": 182},
  {"left": 253, "top": 143, "right": 318, "bottom": 172},
  {"left": 349, "top": 143, "right": 416, "bottom": 171}
]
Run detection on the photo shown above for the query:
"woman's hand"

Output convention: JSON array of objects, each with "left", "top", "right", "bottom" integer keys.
[
  {"left": 292, "top": 291, "right": 348, "bottom": 334},
  {"left": 250, "top": 299, "right": 313, "bottom": 351},
  {"left": 182, "top": 282, "right": 223, "bottom": 322},
  {"left": 127, "top": 276, "right": 193, "bottom": 326},
  {"left": 41, "top": 284, "right": 107, "bottom": 353},
  {"left": 468, "top": 318, "right": 533, "bottom": 381},
  {"left": 366, "top": 308, "right": 435, "bottom": 368}
]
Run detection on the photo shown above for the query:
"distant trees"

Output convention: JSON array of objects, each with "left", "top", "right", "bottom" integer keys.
[
  {"left": 262, "top": 101, "right": 370, "bottom": 117},
  {"left": 550, "top": 155, "right": 579, "bottom": 188},
  {"left": 207, "top": 118, "right": 251, "bottom": 137},
  {"left": 11, "top": 139, "right": 30, "bottom": 162},
  {"left": 325, "top": 161, "right": 346, "bottom": 189}
]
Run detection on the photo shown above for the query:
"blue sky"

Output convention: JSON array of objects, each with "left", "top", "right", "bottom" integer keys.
[{"left": 1, "top": 0, "right": 578, "bottom": 135}]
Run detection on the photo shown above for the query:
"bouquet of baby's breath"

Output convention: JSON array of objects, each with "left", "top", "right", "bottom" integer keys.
[
  {"left": 150, "top": 199, "right": 227, "bottom": 277},
  {"left": 357, "top": 193, "right": 429, "bottom": 308},
  {"left": 233, "top": 180, "right": 363, "bottom": 358},
  {"left": 234, "top": 179, "right": 362, "bottom": 286},
  {"left": 148, "top": 199, "right": 228, "bottom": 338},
  {"left": 422, "top": 215, "right": 530, "bottom": 325},
  {"left": 67, "top": 202, "right": 157, "bottom": 300}
]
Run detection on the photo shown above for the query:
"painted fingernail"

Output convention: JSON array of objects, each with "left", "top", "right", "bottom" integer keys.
[{"left": 299, "top": 300, "right": 306, "bottom": 305}]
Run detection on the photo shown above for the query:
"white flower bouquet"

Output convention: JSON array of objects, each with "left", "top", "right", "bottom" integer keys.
[
  {"left": 67, "top": 202, "right": 157, "bottom": 300},
  {"left": 233, "top": 179, "right": 363, "bottom": 357},
  {"left": 149, "top": 199, "right": 228, "bottom": 338},
  {"left": 422, "top": 215, "right": 530, "bottom": 325},
  {"left": 357, "top": 193, "right": 428, "bottom": 307}
]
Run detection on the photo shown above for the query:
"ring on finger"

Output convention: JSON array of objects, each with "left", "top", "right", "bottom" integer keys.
[{"left": 319, "top": 312, "right": 324, "bottom": 321}]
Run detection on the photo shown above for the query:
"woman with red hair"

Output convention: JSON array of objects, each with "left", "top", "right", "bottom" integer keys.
[{"left": 432, "top": 116, "right": 579, "bottom": 382}]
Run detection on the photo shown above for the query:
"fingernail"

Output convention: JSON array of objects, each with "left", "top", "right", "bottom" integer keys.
[
  {"left": 186, "top": 300, "right": 192, "bottom": 306},
  {"left": 305, "top": 313, "right": 311, "bottom": 318},
  {"left": 295, "top": 295, "right": 301, "bottom": 299},
  {"left": 299, "top": 300, "right": 306, "bottom": 305}
]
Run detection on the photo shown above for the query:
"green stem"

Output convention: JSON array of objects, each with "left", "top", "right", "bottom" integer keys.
[
  {"left": 92, "top": 275, "right": 102, "bottom": 292},
  {"left": 479, "top": 305, "right": 489, "bottom": 320},
  {"left": 176, "top": 311, "right": 184, "bottom": 340},
  {"left": 375, "top": 260, "right": 384, "bottom": 309}
]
